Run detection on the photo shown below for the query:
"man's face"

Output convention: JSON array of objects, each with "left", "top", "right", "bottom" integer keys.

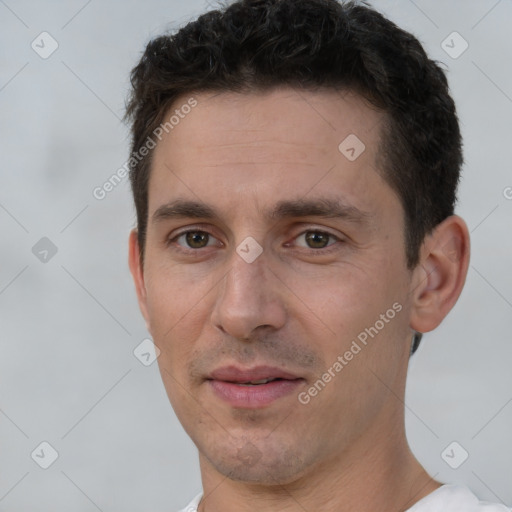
[{"left": 131, "top": 88, "right": 418, "bottom": 484}]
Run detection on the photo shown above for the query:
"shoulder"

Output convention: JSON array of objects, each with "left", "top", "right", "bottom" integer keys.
[
  {"left": 175, "top": 492, "right": 203, "bottom": 512},
  {"left": 407, "top": 484, "right": 511, "bottom": 512}
]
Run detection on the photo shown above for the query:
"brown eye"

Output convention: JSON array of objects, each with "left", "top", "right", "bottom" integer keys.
[
  {"left": 184, "top": 231, "right": 210, "bottom": 249},
  {"left": 169, "top": 230, "right": 218, "bottom": 251},
  {"left": 304, "top": 231, "right": 331, "bottom": 249},
  {"left": 295, "top": 230, "right": 338, "bottom": 250}
]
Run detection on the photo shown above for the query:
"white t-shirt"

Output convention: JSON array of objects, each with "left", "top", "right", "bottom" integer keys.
[{"left": 177, "top": 484, "right": 511, "bottom": 512}]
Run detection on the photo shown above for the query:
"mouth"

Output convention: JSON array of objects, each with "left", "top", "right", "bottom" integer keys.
[
  {"left": 206, "top": 365, "right": 305, "bottom": 408},
  {"left": 231, "top": 377, "right": 285, "bottom": 386}
]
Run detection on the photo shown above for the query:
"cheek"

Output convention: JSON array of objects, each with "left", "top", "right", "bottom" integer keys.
[
  {"left": 144, "top": 268, "right": 208, "bottom": 359},
  {"left": 291, "top": 262, "right": 408, "bottom": 370},
  {"left": 145, "top": 256, "right": 208, "bottom": 316},
  {"left": 292, "top": 266, "right": 383, "bottom": 332}
]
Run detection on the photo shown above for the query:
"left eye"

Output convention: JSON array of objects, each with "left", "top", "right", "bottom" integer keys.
[{"left": 294, "top": 230, "right": 338, "bottom": 250}]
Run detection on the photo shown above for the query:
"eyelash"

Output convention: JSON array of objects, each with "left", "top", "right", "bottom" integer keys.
[{"left": 166, "top": 227, "right": 343, "bottom": 257}]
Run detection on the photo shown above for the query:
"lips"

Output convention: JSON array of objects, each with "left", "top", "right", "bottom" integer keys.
[
  {"left": 208, "top": 365, "right": 301, "bottom": 383},
  {"left": 207, "top": 365, "right": 304, "bottom": 408}
]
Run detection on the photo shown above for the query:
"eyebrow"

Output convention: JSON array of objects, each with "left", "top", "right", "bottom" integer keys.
[{"left": 151, "top": 197, "right": 373, "bottom": 226}]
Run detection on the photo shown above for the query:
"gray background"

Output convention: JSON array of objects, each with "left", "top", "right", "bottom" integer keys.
[{"left": 1, "top": 0, "right": 511, "bottom": 510}]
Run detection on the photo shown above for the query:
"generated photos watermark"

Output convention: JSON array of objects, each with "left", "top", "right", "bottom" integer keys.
[
  {"left": 92, "top": 97, "right": 198, "bottom": 200},
  {"left": 298, "top": 301, "right": 403, "bottom": 405}
]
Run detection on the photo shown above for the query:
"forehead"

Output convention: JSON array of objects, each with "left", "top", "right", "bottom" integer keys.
[
  {"left": 162, "top": 87, "right": 382, "bottom": 155},
  {"left": 148, "top": 87, "right": 398, "bottom": 225}
]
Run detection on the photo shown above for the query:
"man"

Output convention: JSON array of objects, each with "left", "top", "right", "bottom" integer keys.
[{"left": 125, "top": 0, "right": 510, "bottom": 510}]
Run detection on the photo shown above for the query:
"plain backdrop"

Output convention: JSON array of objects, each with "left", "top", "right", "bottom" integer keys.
[{"left": 1, "top": 0, "right": 511, "bottom": 510}]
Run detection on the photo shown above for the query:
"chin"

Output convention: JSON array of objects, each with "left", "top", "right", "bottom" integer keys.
[{"left": 203, "top": 439, "right": 311, "bottom": 485}]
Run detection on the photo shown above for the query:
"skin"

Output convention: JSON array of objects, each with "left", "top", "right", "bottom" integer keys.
[{"left": 128, "top": 87, "right": 470, "bottom": 512}]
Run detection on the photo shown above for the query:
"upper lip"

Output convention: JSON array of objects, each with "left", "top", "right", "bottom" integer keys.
[{"left": 208, "top": 365, "right": 302, "bottom": 383}]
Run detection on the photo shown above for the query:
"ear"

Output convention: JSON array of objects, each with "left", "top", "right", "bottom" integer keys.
[
  {"left": 409, "top": 215, "right": 470, "bottom": 334},
  {"left": 128, "top": 229, "right": 152, "bottom": 333}
]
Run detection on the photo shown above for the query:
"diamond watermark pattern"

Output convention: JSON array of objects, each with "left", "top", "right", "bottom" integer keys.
[
  {"left": 133, "top": 338, "right": 161, "bottom": 366},
  {"left": 31, "top": 441, "right": 59, "bottom": 469},
  {"left": 441, "top": 32, "right": 468, "bottom": 59},
  {"left": 441, "top": 441, "right": 469, "bottom": 469},
  {"left": 338, "top": 134, "right": 366, "bottom": 161},
  {"left": 31, "top": 32, "right": 59, "bottom": 59},
  {"left": 441, "top": 236, "right": 461, "bottom": 263},
  {"left": 32, "top": 237, "right": 58, "bottom": 263},
  {"left": 236, "top": 236, "right": 263, "bottom": 263},
  {"left": 236, "top": 442, "right": 262, "bottom": 467}
]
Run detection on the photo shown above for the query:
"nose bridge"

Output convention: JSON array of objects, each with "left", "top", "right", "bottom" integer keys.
[
  {"left": 211, "top": 241, "right": 286, "bottom": 340},
  {"left": 228, "top": 251, "right": 265, "bottom": 302}
]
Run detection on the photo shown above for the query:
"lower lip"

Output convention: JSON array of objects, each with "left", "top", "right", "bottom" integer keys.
[{"left": 208, "top": 379, "right": 304, "bottom": 408}]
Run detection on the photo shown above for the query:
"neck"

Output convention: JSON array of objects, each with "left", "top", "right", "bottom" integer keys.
[{"left": 196, "top": 404, "right": 442, "bottom": 512}]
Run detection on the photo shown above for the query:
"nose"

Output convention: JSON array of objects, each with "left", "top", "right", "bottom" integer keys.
[{"left": 210, "top": 244, "right": 287, "bottom": 341}]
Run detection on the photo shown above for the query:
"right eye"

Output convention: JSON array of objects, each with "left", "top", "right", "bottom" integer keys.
[{"left": 167, "top": 229, "right": 221, "bottom": 253}]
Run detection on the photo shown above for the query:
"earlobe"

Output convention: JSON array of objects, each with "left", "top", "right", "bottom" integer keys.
[{"left": 409, "top": 215, "right": 470, "bottom": 334}]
